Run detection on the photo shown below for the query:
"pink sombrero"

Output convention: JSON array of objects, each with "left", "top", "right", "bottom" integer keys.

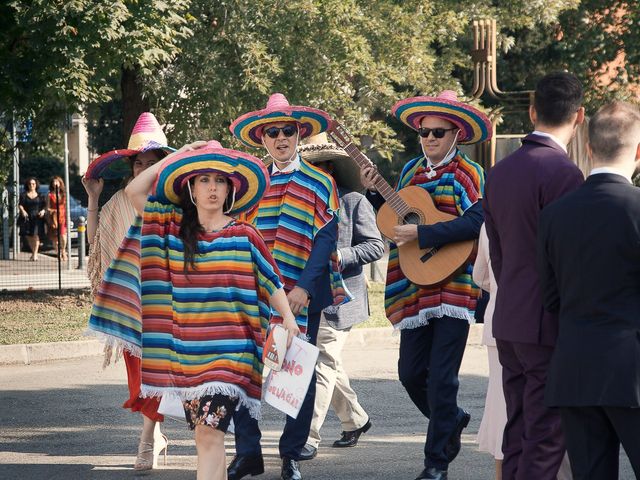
[
  {"left": 85, "top": 112, "right": 175, "bottom": 180},
  {"left": 392, "top": 90, "right": 492, "bottom": 144},
  {"left": 153, "top": 141, "right": 270, "bottom": 216},
  {"left": 229, "top": 93, "right": 332, "bottom": 148}
]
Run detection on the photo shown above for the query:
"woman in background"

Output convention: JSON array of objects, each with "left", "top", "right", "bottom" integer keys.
[
  {"left": 46, "top": 175, "right": 67, "bottom": 260},
  {"left": 18, "top": 177, "right": 46, "bottom": 261},
  {"left": 473, "top": 224, "right": 506, "bottom": 480},
  {"left": 84, "top": 112, "right": 172, "bottom": 471}
]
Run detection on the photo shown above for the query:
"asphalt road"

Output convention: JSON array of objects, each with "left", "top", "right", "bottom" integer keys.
[{"left": 0, "top": 335, "right": 634, "bottom": 479}]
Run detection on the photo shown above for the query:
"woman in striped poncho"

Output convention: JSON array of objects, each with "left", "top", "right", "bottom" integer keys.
[
  {"left": 125, "top": 140, "right": 299, "bottom": 480},
  {"left": 83, "top": 112, "right": 173, "bottom": 471}
]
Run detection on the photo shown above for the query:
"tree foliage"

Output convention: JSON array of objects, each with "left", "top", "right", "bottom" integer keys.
[
  {"left": 0, "top": 0, "right": 192, "bottom": 117},
  {"left": 493, "top": 0, "right": 639, "bottom": 132},
  {"left": 4, "top": 0, "right": 631, "bottom": 186},
  {"left": 152, "top": 0, "right": 578, "bottom": 161},
  {"left": 0, "top": 0, "right": 192, "bottom": 185}
]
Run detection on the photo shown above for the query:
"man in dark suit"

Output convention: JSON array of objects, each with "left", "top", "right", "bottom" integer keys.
[
  {"left": 482, "top": 72, "right": 585, "bottom": 479},
  {"left": 538, "top": 101, "right": 640, "bottom": 479}
]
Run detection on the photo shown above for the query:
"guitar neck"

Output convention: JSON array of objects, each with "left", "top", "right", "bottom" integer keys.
[{"left": 341, "top": 143, "right": 411, "bottom": 218}]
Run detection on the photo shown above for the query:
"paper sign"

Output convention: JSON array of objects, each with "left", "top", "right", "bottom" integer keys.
[
  {"left": 264, "top": 336, "right": 319, "bottom": 419},
  {"left": 263, "top": 324, "right": 288, "bottom": 371}
]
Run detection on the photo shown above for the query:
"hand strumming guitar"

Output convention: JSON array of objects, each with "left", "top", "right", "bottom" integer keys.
[{"left": 394, "top": 224, "right": 418, "bottom": 247}]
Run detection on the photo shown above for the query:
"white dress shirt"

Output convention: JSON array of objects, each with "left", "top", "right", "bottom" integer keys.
[
  {"left": 532, "top": 130, "right": 567, "bottom": 153},
  {"left": 590, "top": 166, "right": 632, "bottom": 184},
  {"left": 271, "top": 154, "right": 301, "bottom": 174}
]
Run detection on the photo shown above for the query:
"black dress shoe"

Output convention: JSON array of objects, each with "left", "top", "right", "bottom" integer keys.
[
  {"left": 298, "top": 443, "right": 317, "bottom": 461},
  {"left": 227, "top": 454, "right": 264, "bottom": 480},
  {"left": 445, "top": 409, "right": 470, "bottom": 462},
  {"left": 332, "top": 418, "right": 372, "bottom": 447},
  {"left": 415, "top": 467, "right": 448, "bottom": 480},
  {"left": 281, "top": 457, "right": 302, "bottom": 480}
]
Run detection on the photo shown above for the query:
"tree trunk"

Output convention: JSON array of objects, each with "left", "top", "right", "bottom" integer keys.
[{"left": 120, "top": 65, "right": 150, "bottom": 140}]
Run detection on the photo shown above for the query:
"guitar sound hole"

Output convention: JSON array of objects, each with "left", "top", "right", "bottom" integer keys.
[{"left": 403, "top": 212, "right": 421, "bottom": 225}]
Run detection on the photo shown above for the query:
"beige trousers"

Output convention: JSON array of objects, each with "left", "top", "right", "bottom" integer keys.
[{"left": 307, "top": 316, "right": 369, "bottom": 448}]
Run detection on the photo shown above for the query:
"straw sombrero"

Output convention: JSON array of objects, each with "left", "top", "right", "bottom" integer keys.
[
  {"left": 298, "top": 133, "right": 363, "bottom": 192},
  {"left": 85, "top": 112, "right": 175, "bottom": 180},
  {"left": 392, "top": 90, "right": 492, "bottom": 144},
  {"left": 152, "top": 140, "right": 269, "bottom": 216},
  {"left": 230, "top": 93, "right": 332, "bottom": 148}
]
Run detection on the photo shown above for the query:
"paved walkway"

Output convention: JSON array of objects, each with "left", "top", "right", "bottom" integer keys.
[
  {"left": 0, "top": 329, "right": 634, "bottom": 479},
  {"left": 0, "top": 250, "right": 89, "bottom": 291}
]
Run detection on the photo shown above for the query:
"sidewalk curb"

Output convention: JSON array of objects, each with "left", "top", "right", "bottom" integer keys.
[
  {"left": 345, "top": 324, "right": 483, "bottom": 350},
  {"left": 0, "top": 339, "right": 103, "bottom": 365},
  {"left": 0, "top": 325, "right": 484, "bottom": 365}
]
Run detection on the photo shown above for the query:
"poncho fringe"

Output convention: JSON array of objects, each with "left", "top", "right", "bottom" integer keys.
[{"left": 140, "top": 382, "right": 262, "bottom": 420}]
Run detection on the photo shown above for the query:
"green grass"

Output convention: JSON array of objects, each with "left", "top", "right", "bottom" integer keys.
[
  {"left": 0, "top": 289, "right": 92, "bottom": 345},
  {"left": 0, "top": 281, "right": 390, "bottom": 345},
  {"left": 355, "top": 281, "right": 390, "bottom": 329}
]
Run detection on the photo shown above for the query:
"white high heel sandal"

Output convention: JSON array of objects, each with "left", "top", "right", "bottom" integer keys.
[{"left": 134, "top": 433, "right": 168, "bottom": 471}]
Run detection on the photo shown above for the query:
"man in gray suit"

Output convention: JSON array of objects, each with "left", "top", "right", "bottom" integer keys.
[{"left": 296, "top": 133, "right": 385, "bottom": 460}]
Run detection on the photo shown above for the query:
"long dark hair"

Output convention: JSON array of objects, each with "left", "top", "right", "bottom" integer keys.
[
  {"left": 49, "top": 176, "right": 65, "bottom": 201},
  {"left": 178, "top": 175, "right": 235, "bottom": 272},
  {"left": 23, "top": 177, "right": 40, "bottom": 193}
]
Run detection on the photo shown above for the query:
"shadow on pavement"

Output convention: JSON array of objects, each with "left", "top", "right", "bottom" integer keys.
[{"left": 0, "top": 375, "right": 499, "bottom": 479}]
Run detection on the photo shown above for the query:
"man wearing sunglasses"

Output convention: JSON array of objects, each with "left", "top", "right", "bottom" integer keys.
[
  {"left": 229, "top": 93, "right": 342, "bottom": 480},
  {"left": 360, "top": 90, "right": 491, "bottom": 480}
]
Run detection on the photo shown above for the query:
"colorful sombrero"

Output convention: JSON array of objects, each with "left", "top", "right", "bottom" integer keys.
[
  {"left": 392, "top": 90, "right": 492, "bottom": 145},
  {"left": 85, "top": 112, "right": 175, "bottom": 180},
  {"left": 229, "top": 93, "right": 332, "bottom": 148},
  {"left": 153, "top": 140, "right": 270, "bottom": 216},
  {"left": 298, "top": 133, "right": 363, "bottom": 192}
]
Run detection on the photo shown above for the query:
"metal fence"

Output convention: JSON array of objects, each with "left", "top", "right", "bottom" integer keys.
[{"left": 0, "top": 203, "right": 89, "bottom": 291}]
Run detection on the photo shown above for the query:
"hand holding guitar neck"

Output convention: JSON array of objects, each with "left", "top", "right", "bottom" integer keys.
[{"left": 361, "top": 165, "right": 379, "bottom": 192}]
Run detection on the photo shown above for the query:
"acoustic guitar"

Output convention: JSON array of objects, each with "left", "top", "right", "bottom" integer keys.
[{"left": 327, "top": 121, "right": 476, "bottom": 286}]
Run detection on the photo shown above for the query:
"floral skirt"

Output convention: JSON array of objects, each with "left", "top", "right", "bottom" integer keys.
[{"left": 183, "top": 394, "right": 238, "bottom": 432}]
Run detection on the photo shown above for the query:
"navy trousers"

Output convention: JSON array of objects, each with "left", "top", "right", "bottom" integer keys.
[
  {"left": 233, "top": 311, "right": 321, "bottom": 460},
  {"left": 398, "top": 316, "right": 470, "bottom": 470},
  {"left": 560, "top": 406, "right": 640, "bottom": 480}
]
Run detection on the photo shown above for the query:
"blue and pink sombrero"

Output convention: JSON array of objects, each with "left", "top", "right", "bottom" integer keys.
[
  {"left": 85, "top": 113, "right": 175, "bottom": 180},
  {"left": 229, "top": 93, "right": 332, "bottom": 148},
  {"left": 392, "top": 90, "right": 492, "bottom": 144},
  {"left": 153, "top": 141, "right": 270, "bottom": 216}
]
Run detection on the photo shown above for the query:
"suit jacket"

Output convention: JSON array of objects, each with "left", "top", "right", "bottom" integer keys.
[
  {"left": 324, "top": 188, "right": 385, "bottom": 330},
  {"left": 483, "top": 134, "right": 584, "bottom": 346},
  {"left": 298, "top": 216, "right": 338, "bottom": 315},
  {"left": 538, "top": 173, "right": 640, "bottom": 407}
]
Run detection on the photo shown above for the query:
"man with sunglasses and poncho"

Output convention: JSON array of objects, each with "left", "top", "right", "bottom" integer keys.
[
  {"left": 360, "top": 91, "right": 490, "bottom": 480},
  {"left": 228, "top": 93, "right": 345, "bottom": 480}
]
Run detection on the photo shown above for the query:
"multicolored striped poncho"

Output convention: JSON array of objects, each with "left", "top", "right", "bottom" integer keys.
[
  {"left": 243, "top": 158, "right": 348, "bottom": 334},
  {"left": 385, "top": 150, "right": 484, "bottom": 330},
  {"left": 87, "top": 216, "right": 143, "bottom": 357},
  {"left": 138, "top": 198, "right": 283, "bottom": 419}
]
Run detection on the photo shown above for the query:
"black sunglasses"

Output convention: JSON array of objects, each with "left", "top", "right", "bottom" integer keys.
[
  {"left": 418, "top": 127, "right": 458, "bottom": 139},
  {"left": 264, "top": 125, "right": 298, "bottom": 139}
]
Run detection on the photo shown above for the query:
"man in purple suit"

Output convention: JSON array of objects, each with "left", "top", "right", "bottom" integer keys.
[{"left": 482, "top": 72, "right": 585, "bottom": 480}]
